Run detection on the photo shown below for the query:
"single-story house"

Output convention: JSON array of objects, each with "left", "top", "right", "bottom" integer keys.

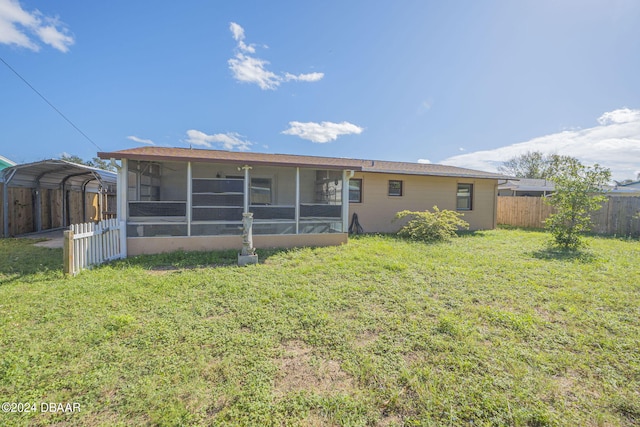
[
  {"left": 498, "top": 178, "right": 555, "bottom": 197},
  {"left": 97, "top": 147, "right": 507, "bottom": 256}
]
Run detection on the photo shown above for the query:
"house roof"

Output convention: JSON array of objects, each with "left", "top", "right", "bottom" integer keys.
[
  {"left": 607, "top": 185, "right": 640, "bottom": 195},
  {"left": 98, "top": 146, "right": 508, "bottom": 180},
  {"left": 0, "top": 155, "right": 16, "bottom": 170},
  {"left": 499, "top": 178, "right": 556, "bottom": 192},
  {"left": 619, "top": 180, "right": 640, "bottom": 188},
  {"left": 1, "top": 159, "right": 116, "bottom": 192}
]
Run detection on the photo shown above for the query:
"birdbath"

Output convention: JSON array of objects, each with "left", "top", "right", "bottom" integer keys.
[{"left": 238, "top": 212, "right": 258, "bottom": 266}]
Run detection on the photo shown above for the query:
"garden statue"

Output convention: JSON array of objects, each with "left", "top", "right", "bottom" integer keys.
[{"left": 238, "top": 212, "right": 258, "bottom": 265}]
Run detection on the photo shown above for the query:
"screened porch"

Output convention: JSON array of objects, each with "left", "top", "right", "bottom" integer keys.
[{"left": 124, "top": 160, "right": 348, "bottom": 238}]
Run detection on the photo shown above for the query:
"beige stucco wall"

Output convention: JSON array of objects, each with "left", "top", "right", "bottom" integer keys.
[
  {"left": 127, "top": 233, "right": 348, "bottom": 256},
  {"left": 349, "top": 172, "right": 498, "bottom": 233}
]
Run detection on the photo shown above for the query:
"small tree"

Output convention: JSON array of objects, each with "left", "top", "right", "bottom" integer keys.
[
  {"left": 395, "top": 206, "right": 469, "bottom": 242},
  {"left": 544, "top": 160, "right": 611, "bottom": 249}
]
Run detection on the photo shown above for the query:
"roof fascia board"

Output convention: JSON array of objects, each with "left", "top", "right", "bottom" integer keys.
[
  {"left": 98, "top": 152, "right": 362, "bottom": 171},
  {"left": 360, "top": 169, "right": 503, "bottom": 180}
]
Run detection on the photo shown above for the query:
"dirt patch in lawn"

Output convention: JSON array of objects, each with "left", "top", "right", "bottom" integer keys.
[
  {"left": 354, "top": 330, "right": 379, "bottom": 348},
  {"left": 274, "top": 340, "right": 354, "bottom": 396}
]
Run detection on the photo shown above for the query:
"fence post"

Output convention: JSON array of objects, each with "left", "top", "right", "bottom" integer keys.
[{"left": 63, "top": 229, "right": 74, "bottom": 275}]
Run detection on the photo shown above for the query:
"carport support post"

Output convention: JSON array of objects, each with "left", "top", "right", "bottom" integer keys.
[
  {"left": 3, "top": 169, "right": 17, "bottom": 238},
  {"left": 34, "top": 188, "right": 42, "bottom": 232},
  {"left": 63, "top": 228, "right": 74, "bottom": 275},
  {"left": 2, "top": 181, "right": 8, "bottom": 238}
]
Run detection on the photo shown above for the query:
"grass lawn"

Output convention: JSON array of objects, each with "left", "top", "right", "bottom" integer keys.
[{"left": 0, "top": 229, "right": 639, "bottom": 426}]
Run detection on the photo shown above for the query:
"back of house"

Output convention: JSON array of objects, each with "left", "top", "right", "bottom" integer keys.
[{"left": 98, "top": 147, "right": 506, "bottom": 256}]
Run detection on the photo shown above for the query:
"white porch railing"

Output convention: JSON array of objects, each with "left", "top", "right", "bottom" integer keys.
[{"left": 64, "top": 218, "right": 125, "bottom": 275}]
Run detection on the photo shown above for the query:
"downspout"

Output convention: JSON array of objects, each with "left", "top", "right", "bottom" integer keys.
[{"left": 493, "top": 180, "right": 503, "bottom": 229}]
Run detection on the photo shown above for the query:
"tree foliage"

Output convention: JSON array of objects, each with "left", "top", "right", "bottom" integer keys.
[
  {"left": 61, "top": 154, "right": 115, "bottom": 171},
  {"left": 544, "top": 160, "right": 611, "bottom": 249},
  {"left": 395, "top": 206, "right": 469, "bottom": 242},
  {"left": 498, "top": 151, "right": 577, "bottom": 179}
]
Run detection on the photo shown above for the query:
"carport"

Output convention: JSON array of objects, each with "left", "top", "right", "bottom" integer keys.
[{"left": 1, "top": 159, "right": 117, "bottom": 237}]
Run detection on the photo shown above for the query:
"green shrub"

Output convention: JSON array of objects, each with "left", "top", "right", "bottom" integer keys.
[
  {"left": 544, "top": 160, "right": 611, "bottom": 250},
  {"left": 394, "top": 206, "right": 469, "bottom": 242}
]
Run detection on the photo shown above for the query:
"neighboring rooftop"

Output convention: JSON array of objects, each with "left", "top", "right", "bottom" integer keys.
[
  {"left": 499, "top": 178, "right": 556, "bottom": 192},
  {"left": 98, "top": 147, "right": 508, "bottom": 180},
  {"left": 618, "top": 180, "right": 640, "bottom": 188},
  {"left": 0, "top": 155, "right": 17, "bottom": 171}
]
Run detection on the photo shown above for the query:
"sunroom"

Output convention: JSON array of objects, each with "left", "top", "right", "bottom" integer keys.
[{"left": 99, "top": 147, "right": 360, "bottom": 255}]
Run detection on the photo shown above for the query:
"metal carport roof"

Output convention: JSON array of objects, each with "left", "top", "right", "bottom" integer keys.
[
  {"left": 1, "top": 159, "right": 116, "bottom": 192},
  {"left": 1, "top": 160, "right": 117, "bottom": 236}
]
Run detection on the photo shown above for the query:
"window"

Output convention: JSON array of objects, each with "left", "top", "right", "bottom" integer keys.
[
  {"left": 349, "top": 179, "right": 362, "bottom": 203},
  {"left": 388, "top": 180, "right": 403, "bottom": 196},
  {"left": 251, "top": 178, "right": 272, "bottom": 205},
  {"left": 457, "top": 183, "right": 473, "bottom": 210}
]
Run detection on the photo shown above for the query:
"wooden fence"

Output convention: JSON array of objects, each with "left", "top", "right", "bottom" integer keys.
[
  {"left": 1, "top": 186, "right": 115, "bottom": 237},
  {"left": 497, "top": 196, "right": 640, "bottom": 237},
  {"left": 63, "top": 218, "right": 125, "bottom": 275}
]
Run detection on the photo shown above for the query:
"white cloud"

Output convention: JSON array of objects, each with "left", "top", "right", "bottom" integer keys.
[
  {"left": 229, "top": 22, "right": 244, "bottom": 42},
  {"left": 284, "top": 72, "right": 324, "bottom": 82},
  {"left": 127, "top": 135, "right": 154, "bottom": 145},
  {"left": 282, "top": 121, "right": 363, "bottom": 143},
  {"left": 0, "top": 0, "right": 74, "bottom": 52},
  {"left": 228, "top": 22, "right": 323, "bottom": 90},
  {"left": 229, "top": 21, "right": 254, "bottom": 53},
  {"left": 185, "top": 129, "right": 252, "bottom": 151},
  {"left": 440, "top": 108, "right": 640, "bottom": 181},
  {"left": 417, "top": 159, "right": 431, "bottom": 164},
  {"left": 228, "top": 53, "right": 281, "bottom": 90},
  {"left": 597, "top": 108, "right": 640, "bottom": 125}
]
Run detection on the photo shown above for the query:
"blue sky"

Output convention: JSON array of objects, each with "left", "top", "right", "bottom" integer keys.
[{"left": 1, "top": 0, "right": 639, "bottom": 180}]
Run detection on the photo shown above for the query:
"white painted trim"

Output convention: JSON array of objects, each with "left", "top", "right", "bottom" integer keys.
[
  {"left": 242, "top": 165, "right": 251, "bottom": 213},
  {"left": 295, "top": 167, "right": 300, "bottom": 234},
  {"left": 119, "top": 159, "right": 128, "bottom": 257},
  {"left": 342, "top": 170, "right": 354, "bottom": 232},
  {"left": 187, "top": 161, "right": 192, "bottom": 236}
]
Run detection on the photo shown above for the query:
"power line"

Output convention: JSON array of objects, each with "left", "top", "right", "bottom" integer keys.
[{"left": 0, "top": 55, "right": 103, "bottom": 151}]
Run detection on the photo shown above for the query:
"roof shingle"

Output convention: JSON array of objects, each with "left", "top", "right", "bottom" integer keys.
[{"left": 98, "top": 146, "right": 507, "bottom": 180}]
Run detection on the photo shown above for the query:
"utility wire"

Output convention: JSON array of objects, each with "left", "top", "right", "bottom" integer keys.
[{"left": 0, "top": 55, "right": 103, "bottom": 151}]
